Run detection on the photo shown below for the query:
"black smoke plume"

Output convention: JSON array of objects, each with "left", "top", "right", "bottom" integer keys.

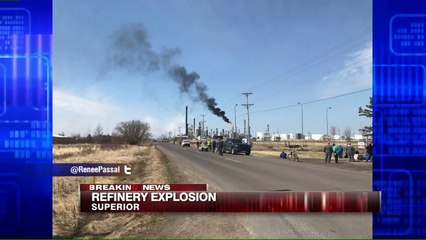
[
  {"left": 169, "top": 66, "right": 230, "bottom": 123},
  {"left": 107, "top": 23, "right": 180, "bottom": 73},
  {"left": 105, "top": 23, "right": 230, "bottom": 123}
]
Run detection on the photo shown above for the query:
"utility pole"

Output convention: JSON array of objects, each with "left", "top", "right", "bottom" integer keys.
[
  {"left": 178, "top": 127, "right": 181, "bottom": 136},
  {"left": 326, "top": 107, "right": 332, "bottom": 136},
  {"left": 200, "top": 114, "right": 205, "bottom": 138},
  {"left": 185, "top": 106, "right": 188, "bottom": 136},
  {"left": 297, "top": 102, "right": 304, "bottom": 139},
  {"left": 234, "top": 104, "right": 238, "bottom": 138},
  {"left": 242, "top": 92, "right": 254, "bottom": 144}
]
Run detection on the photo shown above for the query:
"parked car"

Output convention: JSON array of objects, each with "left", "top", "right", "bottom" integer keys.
[
  {"left": 198, "top": 140, "right": 209, "bottom": 151},
  {"left": 181, "top": 140, "right": 191, "bottom": 147},
  {"left": 223, "top": 139, "right": 251, "bottom": 155}
]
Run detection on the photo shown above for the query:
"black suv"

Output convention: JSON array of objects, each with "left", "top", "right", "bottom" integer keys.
[{"left": 223, "top": 139, "right": 251, "bottom": 155}]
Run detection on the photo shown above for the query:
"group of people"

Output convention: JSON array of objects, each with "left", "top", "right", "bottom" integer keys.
[
  {"left": 202, "top": 138, "right": 224, "bottom": 156},
  {"left": 324, "top": 140, "right": 373, "bottom": 164}
]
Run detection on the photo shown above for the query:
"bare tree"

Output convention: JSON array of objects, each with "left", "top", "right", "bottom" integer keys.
[
  {"left": 93, "top": 123, "right": 104, "bottom": 137},
  {"left": 92, "top": 123, "right": 105, "bottom": 143},
  {"left": 343, "top": 127, "right": 352, "bottom": 140},
  {"left": 330, "top": 126, "right": 337, "bottom": 136},
  {"left": 115, "top": 120, "right": 150, "bottom": 145}
]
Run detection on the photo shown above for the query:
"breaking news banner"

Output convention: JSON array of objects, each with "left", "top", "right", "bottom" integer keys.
[
  {"left": 80, "top": 184, "right": 381, "bottom": 213},
  {"left": 80, "top": 184, "right": 208, "bottom": 191}
]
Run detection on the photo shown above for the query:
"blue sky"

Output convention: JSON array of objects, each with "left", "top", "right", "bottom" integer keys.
[{"left": 53, "top": 0, "right": 372, "bottom": 137}]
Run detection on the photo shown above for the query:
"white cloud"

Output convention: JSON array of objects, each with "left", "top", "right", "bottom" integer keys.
[
  {"left": 53, "top": 88, "right": 121, "bottom": 136},
  {"left": 319, "top": 44, "right": 372, "bottom": 98},
  {"left": 53, "top": 89, "right": 119, "bottom": 116},
  {"left": 143, "top": 114, "right": 185, "bottom": 137},
  {"left": 52, "top": 87, "right": 185, "bottom": 137}
]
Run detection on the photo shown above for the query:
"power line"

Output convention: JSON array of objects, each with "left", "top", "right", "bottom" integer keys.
[
  {"left": 248, "top": 43, "right": 372, "bottom": 103},
  {"left": 247, "top": 29, "right": 371, "bottom": 92},
  {"left": 221, "top": 28, "right": 371, "bottom": 108},
  {"left": 251, "top": 88, "right": 372, "bottom": 114},
  {"left": 251, "top": 58, "right": 371, "bottom": 103},
  {"left": 207, "top": 88, "right": 372, "bottom": 128},
  {"left": 302, "top": 88, "right": 372, "bottom": 105}
]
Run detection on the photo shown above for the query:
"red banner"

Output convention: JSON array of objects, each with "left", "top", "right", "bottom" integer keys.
[{"left": 80, "top": 191, "right": 381, "bottom": 212}]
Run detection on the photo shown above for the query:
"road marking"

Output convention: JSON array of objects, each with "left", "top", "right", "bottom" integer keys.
[{"left": 224, "top": 157, "right": 241, "bottom": 163}]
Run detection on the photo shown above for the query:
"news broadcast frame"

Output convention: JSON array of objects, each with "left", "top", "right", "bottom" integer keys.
[{"left": 0, "top": 0, "right": 425, "bottom": 239}]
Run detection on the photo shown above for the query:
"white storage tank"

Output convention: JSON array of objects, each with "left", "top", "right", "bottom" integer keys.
[{"left": 311, "top": 134, "right": 324, "bottom": 140}]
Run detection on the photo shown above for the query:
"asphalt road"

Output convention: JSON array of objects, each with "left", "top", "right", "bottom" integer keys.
[{"left": 155, "top": 142, "right": 372, "bottom": 238}]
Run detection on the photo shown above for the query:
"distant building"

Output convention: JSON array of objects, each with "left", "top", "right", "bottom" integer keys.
[
  {"left": 310, "top": 134, "right": 324, "bottom": 141},
  {"left": 278, "top": 134, "right": 287, "bottom": 140},
  {"left": 53, "top": 134, "right": 67, "bottom": 138},
  {"left": 256, "top": 132, "right": 336, "bottom": 141},
  {"left": 333, "top": 135, "right": 346, "bottom": 140},
  {"left": 354, "top": 134, "right": 365, "bottom": 140},
  {"left": 256, "top": 131, "right": 272, "bottom": 141},
  {"left": 263, "top": 132, "right": 272, "bottom": 141},
  {"left": 271, "top": 134, "right": 281, "bottom": 141}
]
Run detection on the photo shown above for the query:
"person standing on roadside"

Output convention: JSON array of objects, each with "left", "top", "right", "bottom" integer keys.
[
  {"left": 338, "top": 145, "right": 343, "bottom": 158},
  {"left": 217, "top": 138, "right": 224, "bottom": 156},
  {"left": 332, "top": 143, "right": 339, "bottom": 163},
  {"left": 346, "top": 142, "right": 355, "bottom": 162},
  {"left": 324, "top": 141, "right": 332, "bottom": 163},
  {"left": 366, "top": 140, "right": 373, "bottom": 162},
  {"left": 212, "top": 139, "right": 217, "bottom": 153},
  {"left": 207, "top": 138, "right": 212, "bottom": 151}
]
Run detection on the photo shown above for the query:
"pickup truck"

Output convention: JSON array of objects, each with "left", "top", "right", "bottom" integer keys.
[{"left": 223, "top": 139, "right": 251, "bottom": 155}]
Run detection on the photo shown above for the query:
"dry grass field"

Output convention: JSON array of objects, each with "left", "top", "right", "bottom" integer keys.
[{"left": 53, "top": 143, "right": 171, "bottom": 238}]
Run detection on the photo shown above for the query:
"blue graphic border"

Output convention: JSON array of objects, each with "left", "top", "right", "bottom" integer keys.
[
  {"left": 373, "top": 0, "right": 426, "bottom": 238},
  {"left": 0, "top": 0, "right": 52, "bottom": 238}
]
